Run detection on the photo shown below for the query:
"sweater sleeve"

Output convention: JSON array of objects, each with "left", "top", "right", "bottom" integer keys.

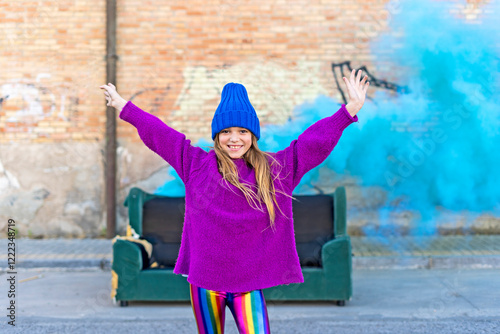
[
  {"left": 119, "top": 101, "right": 208, "bottom": 184},
  {"left": 275, "top": 104, "right": 359, "bottom": 190}
]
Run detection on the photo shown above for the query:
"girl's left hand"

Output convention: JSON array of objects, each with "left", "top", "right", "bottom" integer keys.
[
  {"left": 343, "top": 69, "right": 370, "bottom": 117},
  {"left": 99, "top": 83, "right": 127, "bottom": 112}
]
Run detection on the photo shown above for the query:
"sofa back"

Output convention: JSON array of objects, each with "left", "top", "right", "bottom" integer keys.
[
  {"left": 141, "top": 197, "right": 185, "bottom": 268},
  {"left": 293, "top": 194, "right": 334, "bottom": 267},
  {"left": 139, "top": 194, "right": 334, "bottom": 268}
]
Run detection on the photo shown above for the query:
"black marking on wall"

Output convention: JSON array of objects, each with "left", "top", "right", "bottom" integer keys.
[
  {"left": 331, "top": 61, "right": 410, "bottom": 105},
  {"left": 130, "top": 85, "right": 172, "bottom": 115},
  {"left": 0, "top": 95, "right": 9, "bottom": 105}
]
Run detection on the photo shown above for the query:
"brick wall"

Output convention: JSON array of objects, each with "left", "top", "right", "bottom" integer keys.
[
  {"left": 0, "top": 0, "right": 106, "bottom": 142},
  {"left": 1, "top": 0, "right": 491, "bottom": 143},
  {"left": 0, "top": 0, "right": 395, "bottom": 145},
  {"left": 0, "top": 0, "right": 494, "bottom": 237}
]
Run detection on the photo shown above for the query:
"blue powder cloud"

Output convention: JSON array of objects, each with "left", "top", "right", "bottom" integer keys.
[{"left": 362, "top": 0, "right": 500, "bottom": 235}]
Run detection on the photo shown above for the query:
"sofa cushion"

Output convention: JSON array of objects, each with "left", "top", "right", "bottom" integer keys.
[
  {"left": 141, "top": 197, "right": 185, "bottom": 267},
  {"left": 135, "top": 240, "right": 153, "bottom": 270},
  {"left": 292, "top": 194, "right": 334, "bottom": 267},
  {"left": 141, "top": 234, "right": 179, "bottom": 267}
]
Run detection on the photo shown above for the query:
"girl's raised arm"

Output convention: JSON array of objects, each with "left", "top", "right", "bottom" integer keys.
[
  {"left": 275, "top": 69, "right": 368, "bottom": 189},
  {"left": 276, "top": 104, "right": 358, "bottom": 189},
  {"left": 99, "top": 83, "right": 207, "bottom": 184}
]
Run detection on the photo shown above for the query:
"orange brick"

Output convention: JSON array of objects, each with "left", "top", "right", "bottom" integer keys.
[{"left": 1, "top": 0, "right": 492, "bottom": 148}]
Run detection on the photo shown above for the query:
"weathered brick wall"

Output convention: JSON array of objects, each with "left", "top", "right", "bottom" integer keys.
[
  {"left": 0, "top": 0, "right": 106, "bottom": 142},
  {"left": 0, "top": 0, "right": 494, "bottom": 237},
  {"left": 1, "top": 1, "right": 109, "bottom": 237}
]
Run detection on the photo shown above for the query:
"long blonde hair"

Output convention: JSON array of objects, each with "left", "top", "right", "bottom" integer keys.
[{"left": 212, "top": 133, "right": 296, "bottom": 233}]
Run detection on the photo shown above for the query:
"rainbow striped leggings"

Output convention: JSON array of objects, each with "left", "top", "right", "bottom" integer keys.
[{"left": 189, "top": 282, "right": 271, "bottom": 334}]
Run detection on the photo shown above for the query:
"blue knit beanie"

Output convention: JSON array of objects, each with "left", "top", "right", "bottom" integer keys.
[{"left": 211, "top": 82, "right": 260, "bottom": 141}]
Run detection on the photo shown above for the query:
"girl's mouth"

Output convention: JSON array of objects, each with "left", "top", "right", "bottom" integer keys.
[{"left": 228, "top": 145, "right": 242, "bottom": 151}]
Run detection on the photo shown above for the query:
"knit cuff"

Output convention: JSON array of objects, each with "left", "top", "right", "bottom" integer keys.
[
  {"left": 341, "top": 104, "right": 359, "bottom": 123},
  {"left": 119, "top": 101, "right": 150, "bottom": 129},
  {"left": 326, "top": 104, "right": 359, "bottom": 133},
  {"left": 119, "top": 101, "right": 135, "bottom": 122}
]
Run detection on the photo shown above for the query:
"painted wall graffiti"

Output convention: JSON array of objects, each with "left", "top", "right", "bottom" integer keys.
[
  {"left": 331, "top": 61, "right": 410, "bottom": 105},
  {"left": 129, "top": 86, "right": 172, "bottom": 116},
  {"left": 0, "top": 95, "right": 9, "bottom": 105},
  {"left": 0, "top": 81, "right": 79, "bottom": 123}
]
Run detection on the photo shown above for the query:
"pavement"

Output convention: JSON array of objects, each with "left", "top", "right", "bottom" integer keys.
[{"left": 0, "top": 235, "right": 499, "bottom": 333}]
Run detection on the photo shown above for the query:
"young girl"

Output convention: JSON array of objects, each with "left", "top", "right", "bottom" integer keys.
[{"left": 100, "top": 69, "right": 369, "bottom": 334}]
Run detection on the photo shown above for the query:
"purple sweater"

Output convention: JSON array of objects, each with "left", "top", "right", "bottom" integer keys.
[{"left": 120, "top": 101, "right": 358, "bottom": 293}]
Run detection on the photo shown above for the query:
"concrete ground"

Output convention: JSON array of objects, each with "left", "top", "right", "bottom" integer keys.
[
  {"left": 0, "top": 236, "right": 499, "bottom": 333},
  {"left": 1, "top": 268, "right": 499, "bottom": 333}
]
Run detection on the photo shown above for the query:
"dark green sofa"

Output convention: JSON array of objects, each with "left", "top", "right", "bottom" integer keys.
[{"left": 112, "top": 186, "right": 352, "bottom": 306}]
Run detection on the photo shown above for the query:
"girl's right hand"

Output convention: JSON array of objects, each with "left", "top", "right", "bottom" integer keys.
[
  {"left": 99, "top": 83, "right": 128, "bottom": 112},
  {"left": 342, "top": 69, "right": 369, "bottom": 117}
]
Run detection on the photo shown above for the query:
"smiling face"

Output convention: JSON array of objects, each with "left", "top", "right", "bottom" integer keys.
[{"left": 218, "top": 127, "right": 253, "bottom": 159}]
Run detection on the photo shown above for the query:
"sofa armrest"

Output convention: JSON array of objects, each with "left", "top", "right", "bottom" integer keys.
[
  {"left": 333, "top": 186, "right": 347, "bottom": 237},
  {"left": 112, "top": 239, "right": 144, "bottom": 278},
  {"left": 124, "top": 187, "right": 148, "bottom": 236},
  {"left": 321, "top": 236, "right": 353, "bottom": 299},
  {"left": 321, "top": 236, "right": 352, "bottom": 274}
]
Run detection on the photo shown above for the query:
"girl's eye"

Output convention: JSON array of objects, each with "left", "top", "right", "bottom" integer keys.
[{"left": 222, "top": 130, "right": 247, "bottom": 133}]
